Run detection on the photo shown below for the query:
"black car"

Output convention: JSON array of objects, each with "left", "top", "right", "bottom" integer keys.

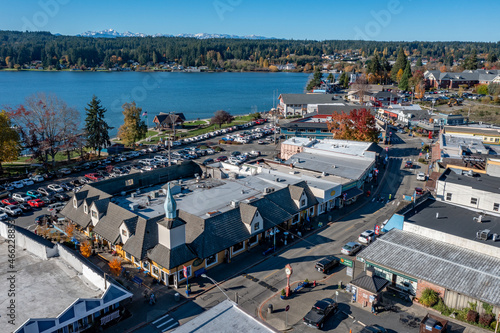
[
  {"left": 54, "top": 193, "right": 70, "bottom": 201},
  {"left": 202, "top": 158, "right": 214, "bottom": 166},
  {"left": 360, "top": 325, "right": 387, "bottom": 333},
  {"left": 18, "top": 203, "right": 33, "bottom": 212},
  {"left": 40, "top": 196, "right": 57, "bottom": 205},
  {"left": 303, "top": 298, "right": 338, "bottom": 330},
  {"left": 70, "top": 179, "right": 83, "bottom": 187},
  {"left": 231, "top": 151, "right": 241, "bottom": 157},
  {"left": 60, "top": 182, "right": 74, "bottom": 191},
  {"left": 42, "top": 171, "right": 57, "bottom": 180},
  {"left": 315, "top": 256, "right": 339, "bottom": 273}
]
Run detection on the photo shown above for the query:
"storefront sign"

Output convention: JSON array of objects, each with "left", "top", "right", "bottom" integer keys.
[{"left": 340, "top": 257, "right": 353, "bottom": 267}]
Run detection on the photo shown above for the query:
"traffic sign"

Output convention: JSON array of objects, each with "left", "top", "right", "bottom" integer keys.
[
  {"left": 340, "top": 257, "right": 353, "bottom": 267},
  {"left": 375, "top": 225, "right": 380, "bottom": 235},
  {"left": 285, "top": 305, "right": 290, "bottom": 312}
]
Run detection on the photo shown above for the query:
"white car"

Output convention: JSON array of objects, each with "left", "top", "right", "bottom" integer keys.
[
  {"left": 416, "top": 172, "right": 426, "bottom": 181},
  {"left": 31, "top": 175, "right": 44, "bottom": 182},
  {"left": 0, "top": 212, "right": 8, "bottom": 221},
  {"left": 21, "top": 178, "right": 35, "bottom": 186},
  {"left": 358, "top": 230, "right": 375, "bottom": 244},
  {"left": 10, "top": 181, "right": 24, "bottom": 189},
  {"left": 59, "top": 168, "right": 72, "bottom": 175},
  {"left": 47, "top": 184, "right": 64, "bottom": 193},
  {"left": 12, "top": 193, "right": 31, "bottom": 203}
]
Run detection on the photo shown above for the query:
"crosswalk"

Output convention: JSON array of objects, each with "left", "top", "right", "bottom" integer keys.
[{"left": 152, "top": 313, "right": 179, "bottom": 332}]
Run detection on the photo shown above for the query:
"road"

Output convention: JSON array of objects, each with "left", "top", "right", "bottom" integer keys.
[{"left": 133, "top": 131, "right": 432, "bottom": 332}]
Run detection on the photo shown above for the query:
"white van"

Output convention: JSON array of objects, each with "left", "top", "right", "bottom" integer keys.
[{"left": 47, "top": 202, "right": 66, "bottom": 213}]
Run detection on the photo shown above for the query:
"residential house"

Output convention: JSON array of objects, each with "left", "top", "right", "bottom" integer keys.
[{"left": 153, "top": 112, "right": 186, "bottom": 129}]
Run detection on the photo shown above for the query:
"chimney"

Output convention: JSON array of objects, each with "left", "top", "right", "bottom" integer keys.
[{"left": 366, "top": 267, "right": 374, "bottom": 277}]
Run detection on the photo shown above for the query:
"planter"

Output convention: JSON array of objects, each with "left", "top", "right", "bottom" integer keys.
[{"left": 280, "top": 295, "right": 286, "bottom": 300}]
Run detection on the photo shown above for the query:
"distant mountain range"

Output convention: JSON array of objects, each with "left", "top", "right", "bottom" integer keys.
[{"left": 76, "top": 29, "right": 275, "bottom": 40}]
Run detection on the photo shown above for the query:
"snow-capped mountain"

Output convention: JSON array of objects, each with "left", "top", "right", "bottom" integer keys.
[{"left": 77, "top": 29, "right": 275, "bottom": 40}]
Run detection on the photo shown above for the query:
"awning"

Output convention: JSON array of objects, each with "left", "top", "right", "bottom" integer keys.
[{"left": 343, "top": 187, "right": 363, "bottom": 200}]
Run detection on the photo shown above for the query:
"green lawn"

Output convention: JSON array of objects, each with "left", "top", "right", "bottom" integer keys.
[{"left": 184, "top": 120, "right": 207, "bottom": 126}]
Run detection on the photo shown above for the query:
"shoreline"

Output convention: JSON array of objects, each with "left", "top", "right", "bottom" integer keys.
[{"left": 0, "top": 68, "right": 311, "bottom": 74}]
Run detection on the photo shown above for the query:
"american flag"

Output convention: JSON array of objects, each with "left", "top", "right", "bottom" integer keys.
[{"left": 142, "top": 111, "right": 147, "bottom": 116}]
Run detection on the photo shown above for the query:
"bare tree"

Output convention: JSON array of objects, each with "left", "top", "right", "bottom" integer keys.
[
  {"left": 352, "top": 74, "right": 369, "bottom": 104},
  {"left": 11, "top": 93, "right": 81, "bottom": 167}
]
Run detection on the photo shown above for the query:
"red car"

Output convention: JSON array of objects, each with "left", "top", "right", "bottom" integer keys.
[
  {"left": 85, "top": 173, "right": 103, "bottom": 181},
  {"left": 216, "top": 156, "right": 228, "bottom": 162},
  {"left": 2, "top": 198, "right": 18, "bottom": 205},
  {"left": 28, "top": 198, "right": 45, "bottom": 208}
]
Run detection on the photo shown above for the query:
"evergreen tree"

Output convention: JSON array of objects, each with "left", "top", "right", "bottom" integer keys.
[
  {"left": 398, "top": 62, "right": 412, "bottom": 91},
  {"left": 85, "top": 95, "right": 112, "bottom": 156},
  {"left": 391, "top": 48, "right": 408, "bottom": 82},
  {"left": 487, "top": 52, "right": 498, "bottom": 63},
  {"left": 464, "top": 50, "right": 478, "bottom": 70},
  {"left": 306, "top": 66, "right": 323, "bottom": 90},
  {"left": 416, "top": 57, "right": 423, "bottom": 67}
]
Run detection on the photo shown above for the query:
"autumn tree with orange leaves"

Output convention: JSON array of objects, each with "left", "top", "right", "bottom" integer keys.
[
  {"left": 80, "top": 240, "right": 92, "bottom": 258},
  {"left": 327, "top": 108, "right": 380, "bottom": 143},
  {"left": 109, "top": 258, "right": 122, "bottom": 276}
]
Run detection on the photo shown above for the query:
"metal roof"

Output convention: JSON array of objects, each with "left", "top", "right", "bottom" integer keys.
[
  {"left": 358, "top": 229, "right": 500, "bottom": 307},
  {"left": 439, "top": 168, "right": 500, "bottom": 195},
  {"left": 280, "top": 93, "right": 339, "bottom": 105}
]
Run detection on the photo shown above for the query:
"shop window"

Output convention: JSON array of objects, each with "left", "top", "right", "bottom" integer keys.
[
  {"left": 249, "top": 235, "right": 258, "bottom": 245},
  {"left": 125, "top": 252, "right": 132, "bottom": 261},
  {"left": 494, "top": 203, "right": 499, "bottom": 212},
  {"left": 179, "top": 266, "right": 191, "bottom": 280},
  {"left": 307, "top": 129, "right": 316, "bottom": 133},
  {"left": 143, "top": 261, "right": 150, "bottom": 270},
  {"left": 471, "top": 197, "right": 478, "bottom": 205},
  {"left": 292, "top": 214, "right": 300, "bottom": 225},
  {"left": 446, "top": 193, "right": 452, "bottom": 201},
  {"left": 152, "top": 266, "right": 159, "bottom": 277},
  {"left": 206, "top": 254, "right": 218, "bottom": 267},
  {"left": 232, "top": 241, "right": 244, "bottom": 254}
]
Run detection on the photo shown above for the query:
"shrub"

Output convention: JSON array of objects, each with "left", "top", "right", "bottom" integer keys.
[
  {"left": 479, "top": 313, "right": 494, "bottom": 327},
  {"left": 467, "top": 310, "right": 479, "bottom": 323},
  {"left": 433, "top": 298, "right": 449, "bottom": 314},
  {"left": 491, "top": 321, "right": 497, "bottom": 330},
  {"left": 420, "top": 288, "right": 439, "bottom": 307}
]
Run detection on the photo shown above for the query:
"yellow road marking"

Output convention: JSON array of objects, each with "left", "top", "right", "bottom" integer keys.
[{"left": 262, "top": 269, "right": 280, "bottom": 281}]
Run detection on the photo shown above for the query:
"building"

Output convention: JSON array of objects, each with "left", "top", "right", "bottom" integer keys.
[
  {"left": 378, "top": 104, "right": 430, "bottom": 127},
  {"left": 369, "top": 91, "right": 401, "bottom": 107},
  {"left": 61, "top": 161, "right": 325, "bottom": 288},
  {"left": 435, "top": 168, "right": 500, "bottom": 215},
  {"left": 0, "top": 221, "right": 132, "bottom": 333},
  {"left": 360, "top": 198, "right": 500, "bottom": 315},
  {"left": 153, "top": 112, "right": 186, "bottom": 129},
  {"left": 277, "top": 93, "right": 341, "bottom": 117},
  {"left": 443, "top": 125, "right": 500, "bottom": 145},
  {"left": 424, "top": 69, "right": 500, "bottom": 89},
  {"left": 171, "top": 300, "right": 277, "bottom": 333}
]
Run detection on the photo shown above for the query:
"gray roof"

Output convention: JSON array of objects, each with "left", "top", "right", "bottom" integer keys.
[
  {"left": 358, "top": 229, "right": 500, "bottom": 307},
  {"left": 239, "top": 203, "right": 257, "bottom": 225},
  {"left": 93, "top": 203, "right": 138, "bottom": 244},
  {"left": 439, "top": 168, "right": 500, "bottom": 195},
  {"left": 444, "top": 126, "right": 500, "bottom": 136},
  {"left": 425, "top": 69, "right": 500, "bottom": 83},
  {"left": 285, "top": 152, "right": 373, "bottom": 181},
  {"left": 147, "top": 243, "right": 197, "bottom": 270},
  {"left": 280, "top": 93, "right": 339, "bottom": 105},
  {"left": 371, "top": 91, "right": 399, "bottom": 99},
  {"left": 404, "top": 198, "right": 500, "bottom": 249},
  {"left": 265, "top": 181, "right": 318, "bottom": 216},
  {"left": 280, "top": 118, "right": 329, "bottom": 130},
  {"left": 289, "top": 185, "right": 304, "bottom": 201},
  {"left": 122, "top": 216, "right": 162, "bottom": 260},
  {"left": 350, "top": 273, "right": 389, "bottom": 293},
  {"left": 171, "top": 300, "right": 277, "bottom": 333},
  {"left": 316, "top": 104, "right": 371, "bottom": 115}
]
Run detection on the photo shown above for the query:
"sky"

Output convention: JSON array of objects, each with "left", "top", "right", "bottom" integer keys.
[{"left": 2, "top": 0, "right": 499, "bottom": 42}]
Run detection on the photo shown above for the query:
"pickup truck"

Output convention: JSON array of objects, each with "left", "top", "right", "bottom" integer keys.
[{"left": 303, "top": 298, "right": 338, "bottom": 330}]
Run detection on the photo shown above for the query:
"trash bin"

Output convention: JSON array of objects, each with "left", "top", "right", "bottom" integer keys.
[
  {"left": 174, "top": 293, "right": 180, "bottom": 302},
  {"left": 267, "top": 304, "right": 273, "bottom": 314}
]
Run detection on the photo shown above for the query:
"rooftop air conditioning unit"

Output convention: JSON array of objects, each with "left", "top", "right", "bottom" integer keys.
[
  {"left": 230, "top": 200, "right": 239, "bottom": 208},
  {"left": 129, "top": 203, "right": 139, "bottom": 211},
  {"left": 264, "top": 187, "right": 275, "bottom": 194}
]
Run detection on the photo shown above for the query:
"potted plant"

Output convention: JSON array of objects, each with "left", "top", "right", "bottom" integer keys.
[
  {"left": 304, "top": 279, "right": 310, "bottom": 287},
  {"left": 280, "top": 289, "right": 286, "bottom": 300}
]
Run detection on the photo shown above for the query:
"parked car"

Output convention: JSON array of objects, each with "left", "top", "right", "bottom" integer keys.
[
  {"left": 341, "top": 242, "right": 362, "bottom": 256},
  {"left": 10, "top": 181, "right": 24, "bottom": 189},
  {"left": 359, "top": 325, "right": 387, "bottom": 333},
  {"left": 47, "top": 184, "right": 64, "bottom": 193},
  {"left": 30, "top": 175, "right": 44, "bottom": 182},
  {"left": 58, "top": 168, "right": 72, "bottom": 175},
  {"left": 202, "top": 158, "right": 214, "bottom": 166},
  {"left": 70, "top": 179, "right": 83, "bottom": 187},
  {"left": 26, "top": 190, "right": 41, "bottom": 198},
  {"left": 12, "top": 193, "right": 31, "bottom": 203},
  {"left": 231, "top": 151, "right": 241, "bottom": 157},
  {"left": 17, "top": 203, "right": 32, "bottom": 212},
  {"left": 60, "top": 182, "right": 74, "bottom": 191},
  {"left": 216, "top": 155, "right": 228, "bottom": 162},
  {"left": 37, "top": 187, "right": 53, "bottom": 197},
  {"left": 315, "top": 256, "right": 339, "bottom": 273},
  {"left": 21, "top": 178, "right": 35, "bottom": 186},
  {"left": 40, "top": 196, "right": 56, "bottom": 205},
  {"left": 303, "top": 298, "right": 338, "bottom": 330},
  {"left": 1, "top": 198, "right": 18, "bottom": 205},
  {"left": 28, "top": 198, "right": 45, "bottom": 208},
  {"left": 47, "top": 202, "right": 66, "bottom": 213},
  {"left": 404, "top": 160, "right": 413, "bottom": 168},
  {"left": 53, "top": 193, "right": 70, "bottom": 201},
  {"left": 0, "top": 204, "right": 23, "bottom": 217},
  {"left": 415, "top": 187, "right": 424, "bottom": 196},
  {"left": 358, "top": 230, "right": 375, "bottom": 244},
  {"left": 416, "top": 172, "right": 426, "bottom": 181},
  {"left": 85, "top": 173, "right": 103, "bottom": 181},
  {"left": 0, "top": 212, "right": 8, "bottom": 221}
]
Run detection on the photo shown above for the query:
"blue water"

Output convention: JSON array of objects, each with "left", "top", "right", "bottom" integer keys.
[{"left": 0, "top": 71, "right": 309, "bottom": 135}]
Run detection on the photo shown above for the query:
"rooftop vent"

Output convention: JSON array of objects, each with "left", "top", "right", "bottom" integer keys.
[
  {"left": 264, "top": 187, "right": 275, "bottom": 194},
  {"left": 230, "top": 200, "right": 239, "bottom": 208},
  {"left": 129, "top": 203, "right": 139, "bottom": 211},
  {"left": 473, "top": 215, "right": 483, "bottom": 223}
]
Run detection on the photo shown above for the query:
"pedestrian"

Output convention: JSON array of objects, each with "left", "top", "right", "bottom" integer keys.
[{"left": 372, "top": 299, "right": 378, "bottom": 315}]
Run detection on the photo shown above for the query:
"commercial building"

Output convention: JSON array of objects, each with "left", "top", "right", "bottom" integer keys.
[
  {"left": 277, "top": 93, "right": 341, "bottom": 117},
  {"left": 0, "top": 221, "right": 132, "bottom": 333},
  {"left": 359, "top": 198, "right": 500, "bottom": 315},
  {"left": 424, "top": 69, "right": 500, "bottom": 89}
]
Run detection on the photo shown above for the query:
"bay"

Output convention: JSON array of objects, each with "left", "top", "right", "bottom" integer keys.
[{"left": 0, "top": 71, "right": 309, "bottom": 136}]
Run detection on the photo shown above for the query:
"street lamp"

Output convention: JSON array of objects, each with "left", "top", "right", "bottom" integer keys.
[
  {"left": 201, "top": 274, "right": 230, "bottom": 301},
  {"left": 269, "top": 227, "right": 279, "bottom": 252}
]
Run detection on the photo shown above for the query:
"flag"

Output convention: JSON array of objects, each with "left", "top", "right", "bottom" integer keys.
[{"left": 142, "top": 111, "right": 147, "bottom": 117}]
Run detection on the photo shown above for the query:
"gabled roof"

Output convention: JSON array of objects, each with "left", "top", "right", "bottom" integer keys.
[
  {"left": 154, "top": 112, "right": 186, "bottom": 125},
  {"left": 122, "top": 216, "right": 161, "bottom": 260},
  {"left": 350, "top": 273, "right": 389, "bottom": 293},
  {"left": 92, "top": 203, "right": 137, "bottom": 244},
  {"left": 289, "top": 185, "right": 304, "bottom": 201},
  {"left": 92, "top": 198, "right": 110, "bottom": 214},
  {"left": 147, "top": 243, "right": 197, "bottom": 270},
  {"left": 239, "top": 203, "right": 257, "bottom": 225}
]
